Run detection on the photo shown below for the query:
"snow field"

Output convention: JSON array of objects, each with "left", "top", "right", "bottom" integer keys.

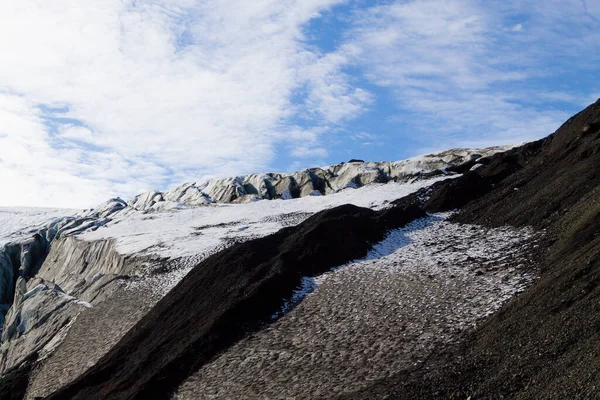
[
  {"left": 96, "top": 178, "right": 452, "bottom": 297},
  {"left": 0, "top": 207, "right": 76, "bottom": 245}
]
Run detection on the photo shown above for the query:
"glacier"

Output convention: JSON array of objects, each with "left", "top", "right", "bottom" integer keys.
[{"left": 0, "top": 146, "right": 527, "bottom": 399}]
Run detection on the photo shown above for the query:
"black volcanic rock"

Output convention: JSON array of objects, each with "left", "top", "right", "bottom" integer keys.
[
  {"left": 341, "top": 99, "right": 600, "bottom": 399},
  {"left": 423, "top": 139, "right": 544, "bottom": 212},
  {"left": 0, "top": 362, "right": 32, "bottom": 400},
  {"left": 582, "top": 121, "right": 600, "bottom": 134}
]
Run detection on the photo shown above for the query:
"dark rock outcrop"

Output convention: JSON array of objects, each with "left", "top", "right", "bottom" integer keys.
[
  {"left": 0, "top": 360, "right": 32, "bottom": 400},
  {"left": 341, "top": 99, "right": 600, "bottom": 399}
]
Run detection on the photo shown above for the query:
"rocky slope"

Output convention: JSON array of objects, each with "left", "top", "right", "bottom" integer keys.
[
  {"left": 0, "top": 149, "right": 501, "bottom": 399},
  {"left": 342, "top": 99, "right": 600, "bottom": 399},
  {"left": 3, "top": 96, "right": 599, "bottom": 399},
  {"left": 175, "top": 217, "right": 538, "bottom": 400},
  {"left": 18, "top": 178, "right": 444, "bottom": 400}
]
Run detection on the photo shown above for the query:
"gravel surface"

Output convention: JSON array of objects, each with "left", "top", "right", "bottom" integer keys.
[
  {"left": 175, "top": 215, "right": 539, "bottom": 399},
  {"left": 24, "top": 287, "right": 155, "bottom": 399}
]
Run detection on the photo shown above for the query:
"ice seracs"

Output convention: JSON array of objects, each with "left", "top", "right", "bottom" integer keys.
[{"left": 125, "top": 146, "right": 512, "bottom": 210}]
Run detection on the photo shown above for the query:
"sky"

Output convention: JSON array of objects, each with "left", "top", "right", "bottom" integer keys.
[{"left": 0, "top": 0, "right": 599, "bottom": 208}]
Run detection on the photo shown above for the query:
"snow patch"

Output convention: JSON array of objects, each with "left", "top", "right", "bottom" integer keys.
[
  {"left": 272, "top": 277, "right": 317, "bottom": 319},
  {"left": 313, "top": 214, "right": 539, "bottom": 324},
  {"left": 0, "top": 207, "right": 77, "bottom": 245}
]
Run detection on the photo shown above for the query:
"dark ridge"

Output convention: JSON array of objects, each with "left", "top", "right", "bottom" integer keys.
[
  {"left": 0, "top": 361, "right": 34, "bottom": 400},
  {"left": 341, "top": 99, "right": 600, "bottom": 399},
  {"left": 46, "top": 203, "right": 426, "bottom": 400},
  {"left": 444, "top": 155, "right": 481, "bottom": 174},
  {"left": 423, "top": 139, "right": 544, "bottom": 212},
  {"left": 454, "top": 98, "right": 600, "bottom": 229},
  {"left": 388, "top": 140, "right": 544, "bottom": 214}
]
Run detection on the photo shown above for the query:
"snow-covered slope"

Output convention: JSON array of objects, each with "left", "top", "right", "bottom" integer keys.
[
  {"left": 176, "top": 215, "right": 539, "bottom": 399},
  {"left": 1, "top": 177, "right": 452, "bottom": 378},
  {"left": 0, "top": 208, "right": 77, "bottom": 246},
  {"left": 84, "top": 176, "right": 456, "bottom": 296},
  {"left": 19, "top": 176, "right": 455, "bottom": 399}
]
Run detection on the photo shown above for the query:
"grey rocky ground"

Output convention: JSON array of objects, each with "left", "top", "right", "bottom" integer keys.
[
  {"left": 24, "top": 288, "right": 154, "bottom": 399},
  {"left": 175, "top": 216, "right": 540, "bottom": 399}
]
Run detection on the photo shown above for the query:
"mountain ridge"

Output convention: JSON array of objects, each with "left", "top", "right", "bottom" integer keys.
[
  {"left": 342, "top": 98, "right": 600, "bottom": 399},
  {"left": 125, "top": 146, "right": 510, "bottom": 211},
  {"left": 1, "top": 99, "right": 599, "bottom": 399}
]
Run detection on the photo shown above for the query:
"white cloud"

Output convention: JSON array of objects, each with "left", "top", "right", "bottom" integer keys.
[
  {"left": 0, "top": 0, "right": 366, "bottom": 208},
  {"left": 349, "top": 131, "right": 382, "bottom": 147},
  {"left": 350, "top": 132, "right": 377, "bottom": 141},
  {"left": 300, "top": 44, "right": 373, "bottom": 124},
  {"left": 510, "top": 23, "right": 523, "bottom": 32},
  {"left": 59, "top": 126, "right": 95, "bottom": 143},
  {"left": 290, "top": 146, "right": 329, "bottom": 159}
]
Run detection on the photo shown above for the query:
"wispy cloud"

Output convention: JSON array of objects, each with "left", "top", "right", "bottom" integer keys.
[
  {"left": 290, "top": 146, "right": 329, "bottom": 159},
  {"left": 0, "top": 0, "right": 371, "bottom": 207},
  {"left": 0, "top": 0, "right": 598, "bottom": 207},
  {"left": 341, "top": 0, "right": 599, "bottom": 150}
]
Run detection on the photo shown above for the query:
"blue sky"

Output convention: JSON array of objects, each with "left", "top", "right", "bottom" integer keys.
[{"left": 0, "top": 0, "right": 598, "bottom": 208}]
